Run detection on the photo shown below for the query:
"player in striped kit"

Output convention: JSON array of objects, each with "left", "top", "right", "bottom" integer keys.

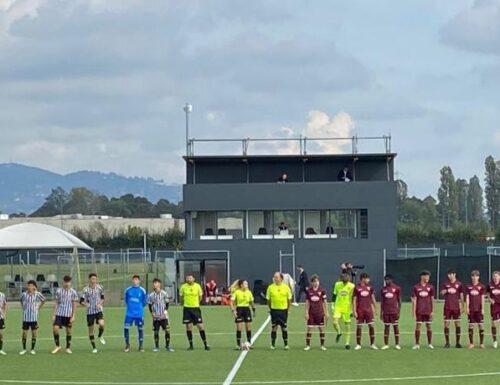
[
  {"left": 80, "top": 273, "right": 106, "bottom": 353},
  {"left": 148, "top": 278, "right": 173, "bottom": 352},
  {"left": 20, "top": 280, "right": 45, "bottom": 355},
  {"left": 0, "top": 291, "right": 7, "bottom": 355},
  {"left": 52, "top": 276, "right": 79, "bottom": 354}
]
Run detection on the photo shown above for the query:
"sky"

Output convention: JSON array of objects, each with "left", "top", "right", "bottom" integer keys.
[{"left": 0, "top": 0, "right": 499, "bottom": 197}]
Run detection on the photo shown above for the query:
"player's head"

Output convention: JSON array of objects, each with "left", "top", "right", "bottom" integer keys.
[
  {"left": 62, "top": 275, "right": 72, "bottom": 288},
  {"left": 297, "top": 265, "right": 303, "bottom": 272},
  {"left": 340, "top": 272, "right": 350, "bottom": 283},
  {"left": 132, "top": 274, "right": 140, "bottom": 286},
  {"left": 273, "top": 272, "right": 284, "bottom": 284},
  {"left": 360, "top": 272, "right": 370, "bottom": 284},
  {"left": 471, "top": 270, "right": 480, "bottom": 282},
  {"left": 240, "top": 280, "right": 249, "bottom": 290},
  {"left": 88, "top": 273, "right": 97, "bottom": 285},
  {"left": 310, "top": 274, "right": 320, "bottom": 288},
  {"left": 420, "top": 270, "right": 430, "bottom": 283},
  {"left": 27, "top": 279, "right": 37, "bottom": 292},
  {"left": 384, "top": 274, "right": 393, "bottom": 285},
  {"left": 153, "top": 278, "right": 162, "bottom": 290},
  {"left": 492, "top": 271, "right": 500, "bottom": 283},
  {"left": 185, "top": 274, "right": 195, "bottom": 284},
  {"left": 447, "top": 269, "right": 457, "bottom": 281}
]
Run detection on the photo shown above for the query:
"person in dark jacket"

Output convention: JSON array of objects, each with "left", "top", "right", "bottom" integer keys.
[
  {"left": 297, "top": 265, "right": 309, "bottom": 302},
  {"left": 337, "top": 167, "right": 353, "bottom": 182}
]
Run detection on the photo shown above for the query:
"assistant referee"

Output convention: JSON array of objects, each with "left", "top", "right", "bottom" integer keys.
[{"left": 266, "top": 272, "right": 292, "bottom": 350}]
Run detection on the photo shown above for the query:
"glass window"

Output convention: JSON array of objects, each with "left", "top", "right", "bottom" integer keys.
[
  {"left": 273, "top": 211, "right": 299, "bottom": 238},
  {"left": 330, "top": 210, "right": 356, "bottom": 238},
  {"left": 248, "top": 211, "right": 273, "bottom": 239},
  {"left": 304, "top": 210, "right": 330, "bottom": 236},
  {"left": 217, "top": 211, "right": 243, "bottom": 239},
  {"left": 192, "top": 211, "right": 216, "bottom": 239}
]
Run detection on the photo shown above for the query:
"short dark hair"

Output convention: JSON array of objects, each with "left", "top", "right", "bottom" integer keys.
[
  {"left": 447, "top": 269, "right": 456, "bottom": 275},
  {"left": 153, "top": 278, "right": 161, "bottom": 284},
  {"left": 297, "top": 265, "right": 303, "bottom": 269},
  {"left": 27, "top": 280, "right": 37, "bottom": 287},
  {"left": 384, "top": 274, "right": 393, "bottom": 280},
  {"left": 360, "top": 272, "right": 370, "bottom": 280},
  {"left": 132, "top": 274, "right": 140, "bottom": 280},
  {"left": 89, "top": 273, "right": 97, "bottom": 279},
  {"left": 420, "top": 270, "right": 430, "bottom": 277},
  {"left": 63, "top": 275, "right": 72, "bottom": 283},
  {"left": 471, "top": 270, "right": 480, "bottom": 277},
  {"left": 310, "top": 274, "right": 319, "bottom": 282}
]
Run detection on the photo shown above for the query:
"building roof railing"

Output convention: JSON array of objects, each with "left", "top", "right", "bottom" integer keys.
[{"left": 186, "top": 135, "right": 391, "bottom": 157}]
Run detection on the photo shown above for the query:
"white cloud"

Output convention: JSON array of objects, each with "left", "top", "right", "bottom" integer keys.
[
  {"left": 0, "top": 0, "right": 44, "bottom": 37},
  {"left": 304, "top": 111, "right": 355, "bottom": 154}
]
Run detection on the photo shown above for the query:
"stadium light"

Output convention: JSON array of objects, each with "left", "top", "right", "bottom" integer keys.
[{"left": 184, "top": 103, "right": 193, "bottom": 155}]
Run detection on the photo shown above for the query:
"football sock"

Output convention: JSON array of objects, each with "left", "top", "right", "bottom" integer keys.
[
  {"left": 356, "top": 326, "right": 362, "bottom": 345},
  {"left": 426, "top": 328, "right": 432, "bottom": 344},
  {"left": 66, "top": 335, "right": 72, "bottom": 349},
  {"left": 271, "top": 331, "right": 277, "bottom": 346},
  {"left": 124, "top": 327, "right": 130, "bottom": 345},
  {"left": 415, "top": 329, "right": 421, "bottom": 344},
  {"left": 154, "top": 331, "right": 159, "bottom": 348},
  {"left": 394, "top": 325, "right": 400, "bottom": 345},
  {"left": 89, "top": 335, "right": 96, "bottom": 349},
  {"left": 333, "top": 319, "right": 340, "bottom": 334},
  {"left": 384, "top": 325, "right": 390, "bottom": 345},
  {"left": 138, "top": 325, "right": 144, "bottom": 347},
  {"left": 306, "top": 331, "right": 312, "bottom": 346},
  {"left": 54, "top": 333, "right": 60, "bottom": 347},
  {"left": 444, "top": 327, "right": 450, "bottom": 344},
  {"left": 98, "top": 326, "right": 104, "bottom": 338},
  {"left": 31, "top": 338, "right": 36, "bottom": 350},
  {"left": 22, "top": 336, "right": 27, "bottom": 350},
  {"left": 200, "top": 330, "right": 208, "bottom": 347},
  {"left": 246, "top": 330, "right": 252, "bottom": 343},
  {"left": 468, "top": 327, "right": 474, "bottom": 344},
  {"left": 236, "top": 331, "right": 242, "bottom": 346},
  {"left": 165, "top": 330, "right": 171, "bottom": 347},
  {"left": 0, "top": 336, "right": 2, "bottom": 350},
  {"left": 456, "top": 326, "right": 461, "bottom": 344},
  {"left": 369, "top": 325, "right": 375, "bottom": 345},
  {"left": 187, "top": 330, "right": 193, "bottom": 347},
  {"left": 282, "top": 330, "right": 288, "bottom": 346},
  {"left": 492, "top": 326, "right": 497, "bottom": 342},
  {"left": 344, "top": 322, "right": 351, "bottom": 345},
  {"left": 480, "top": 327, "right": 484, "bottom": 345},
  {"left": 319, "top": 332, "right": 325, "bottom": 346}
]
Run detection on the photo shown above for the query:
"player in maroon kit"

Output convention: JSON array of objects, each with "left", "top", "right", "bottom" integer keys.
[
  {"left": 440, "top": 269, "right": 463, "bottom": 348},
  {"left": 465, "top": 270, "right": 486, "bottom": 349},
  {"left": 380, "top": 274, "right": 401, "bottom": 350},
  {"left": 487, "top": 271, "right": 500, "bottom": 349},
  {"left": 304, "top": 275, "right": 328, "bottom": 351},
  {"left": 411, "top": 270, "right": 434, "bottom": 350},
  {"left": 353, "top": 272, "right": 377, "bottom": 350}
]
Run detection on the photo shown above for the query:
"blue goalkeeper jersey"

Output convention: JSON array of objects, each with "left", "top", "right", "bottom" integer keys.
[{"left": 124, "top": 285, "right": 147, "bottom": 318}]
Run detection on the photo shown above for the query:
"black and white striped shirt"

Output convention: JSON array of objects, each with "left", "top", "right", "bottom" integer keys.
[
  {"left": 80, "top": 284, "right": 104, "bottom": 315},
  {"left": 55, "top": 288, "right": 78, "bottom": 318},
  {"left": 0, "top": 292, "right": 5, "bottom": 320},
  {"left": 148, "top": 290, "right": 169, "bottom": 320},
  {"left": 21, "top": 291, "right": 45, "bottom": 322}
]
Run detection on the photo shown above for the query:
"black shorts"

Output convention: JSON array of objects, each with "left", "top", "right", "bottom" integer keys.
[
  {"left": 183, "top": 307, "right": 203, "bottom": 325},
  {"left": 53, "top": 316, "right": 72, "bottom": 328},
  {"left": 87, "top": 312, "right": 104, "bottom": 327},
  {"left": 0, "top": 319, "right": 4, "bottom": 329},
  {"left": 235, "top": 307, "right": 252, "bottom": 323},
  {"left": 22, "top": 322, "right": 38, "bottom": 330},
  {"left": 270, "top": 309, "right": 288, "bottom": 327},
  {"left": 153, "top": 319, "right": 169, "bottom": 331}
]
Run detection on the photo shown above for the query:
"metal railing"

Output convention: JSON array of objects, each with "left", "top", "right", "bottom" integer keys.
[{"left": 186, "top": 135, "right": 392, "bottom": 157}]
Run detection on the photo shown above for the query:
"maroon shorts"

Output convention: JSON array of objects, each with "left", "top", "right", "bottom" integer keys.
[
  {"left": 491, "top": 306, "right": 500, "bottom": 321},
  {"left": 416, "top": 314, "right": 432, "bottom": 323},
  {"left": 468, "top": 311, "right": 484, "bottom": 324},
  {"left": 382, "top": 314, "right": 399, "bottom": 324},
  {"left": 356, "top": 310, "right": 374, "bottom": 324},
  {"left": 307, "top": 312, "right": 325, "bottom": 326},
  {"left": 444, "top": 309, "right": 461, "bottom": 321}
]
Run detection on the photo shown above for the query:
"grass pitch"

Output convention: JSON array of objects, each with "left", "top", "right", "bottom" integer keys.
[{"left": 0, "top": 303, "right": 499, "bottom": 385}]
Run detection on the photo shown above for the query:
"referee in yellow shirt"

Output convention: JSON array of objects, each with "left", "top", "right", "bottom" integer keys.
[
  {"left": 230, "top": 280, "right": 256, "bottom": 349},
  {"left": 179, "top": 274, "right": 210, "bottom": 351},
  {"left": 266, "top": 272, "right": 292, "bottom": 350}
]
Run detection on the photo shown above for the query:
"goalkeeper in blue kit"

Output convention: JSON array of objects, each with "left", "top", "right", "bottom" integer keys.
[{"left": 123, "top": 275, "right": 148, "bottom": 352}]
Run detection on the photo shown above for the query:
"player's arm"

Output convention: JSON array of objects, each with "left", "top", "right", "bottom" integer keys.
[
  {"left": 411, "top": 295, "right": 416, "bottom": 319},
  {"left": 481, "top": 292, "right": 485, "bottom": 315},
  {"left": 465, "top": 292, "right": 470, "bottom": 315},
  {"left": 70, "top": 298, "right": 77, "bottom": 322},
  {"left": 79, "top": 293, "right": 86, "bottom": 307},
  {"left": 287, "top": 287, "right": 292, "bottom": 309},
  {"left": 352, "top": 294, "right": 357, "bottom": 318},
  {"left": 371, "top": 293, "right": 377, "bottom": 316},
  {"left": 322, "top": 297, "right": 328, "bottom": 320},
  {"left": 2, "top": 300, "right": 6, "bottom": 319},
  {"left": 230, "top": 294, "right": 237, "bottom": 316},
  {"left": 305, "top": 299, "right": 310, "bottom": 320},
  {"left": 99, "top": 288, "right": 105, "bottom": 307},
  {"left": 266, "top": 287, "right": 272, "bottom": 311},
  {"left": 142, "top": 289, "right": 148, "bottom": 307},
  {"left": 38, "top": 294, "right": 46, "bottom": 310}
]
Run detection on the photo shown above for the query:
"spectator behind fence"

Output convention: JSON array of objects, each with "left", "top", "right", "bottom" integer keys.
[
  {"left": 337, "top": 167, "right": 352, "bottom": 182},
  {"left": 277, "top": 173, "right": 288, "bottom": 183}
]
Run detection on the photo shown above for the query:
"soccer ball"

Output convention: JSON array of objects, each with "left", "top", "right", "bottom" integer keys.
[{"left": 241, "top": 341, "right": 251, "bottom": 351}]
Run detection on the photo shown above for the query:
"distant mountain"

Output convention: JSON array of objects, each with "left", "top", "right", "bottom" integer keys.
[{"left": 0, "top": 163, "right": 182, "bottom": 214}]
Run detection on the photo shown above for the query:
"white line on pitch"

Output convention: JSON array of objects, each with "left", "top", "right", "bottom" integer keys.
[
  {"left": 222, "top": 316, "right": 271, "bottom": 385},
  {"left": 0, "top": 381, "right": 219, "bottom": 385}
]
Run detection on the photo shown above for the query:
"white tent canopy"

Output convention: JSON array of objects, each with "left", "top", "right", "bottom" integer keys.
[{"left": 0, "top": 223, "right": 92, "bottom": 251}]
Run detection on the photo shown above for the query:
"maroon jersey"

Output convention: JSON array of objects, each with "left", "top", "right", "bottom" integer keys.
[
  {"left": 441, "top": 280, "right": 463, "bottom": 311},
  {"left": 354, "top": 284, "right": 374, "bottom": 313},
  {"left": 487, "top": 281, "right": 500, "bottom": 307},
  {"left": 381, "top": 284, "right": 401, "bottom": 315},
  {"left": 412, "top": 283, "right": 434, "bottom": 315},
  {"left": 466, "top": 283, "right": 486, "bottom": 312},
  {"left": 306, "top": 287, "right": 326, "bottom": 317}
]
